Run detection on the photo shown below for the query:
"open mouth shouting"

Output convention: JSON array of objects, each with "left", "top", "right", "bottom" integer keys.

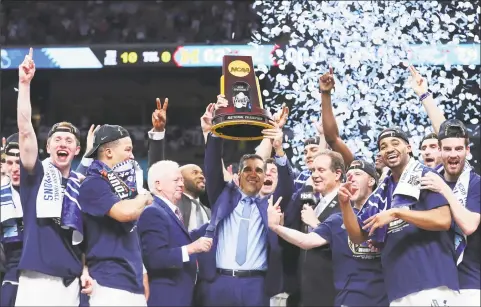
[
  {"left": 56, "top": 150, "right": 70, "bottom": 162},
  {"left": 424, "top": 157, "right": 435, "bottom": 164},
  {"left": 447, "top": 159, "right": 460, "bottom": 170},
  {"left": 263, "top": 179, "right": 273, "bottom": 187}
]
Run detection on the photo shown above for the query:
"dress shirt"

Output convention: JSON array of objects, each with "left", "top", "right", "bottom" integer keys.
[
  {"left": 216, "top": 192, "right": 268, "bottom": 271},
  {"left": 183, "top": 193, "right": 209, "bottom": 231},
  {"left": 158, "top": 196, "right": 189, "bottom": 262}
]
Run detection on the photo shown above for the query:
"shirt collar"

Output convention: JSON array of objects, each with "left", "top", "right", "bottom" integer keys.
[
  {"left": 320, "top": 186, "right": 340, "bottom": 205},
  {"left": 157, "top": 195, "right": 178, "bottom": 213},
  {"left": 183, "top": 193, "right": 200, "bottom": 203}
]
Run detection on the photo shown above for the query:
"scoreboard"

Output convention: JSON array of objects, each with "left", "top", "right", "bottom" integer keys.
[
  {"left": 1, "top": 44, "right": 278, "bottom": 69},
  {"left": 1, "top": 44, "right": 479, "bottom": 70}
]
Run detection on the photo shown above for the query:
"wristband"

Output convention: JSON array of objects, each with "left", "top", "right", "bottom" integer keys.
[{"left": 419, "top": 91, "right": 432, "bottom": 102}]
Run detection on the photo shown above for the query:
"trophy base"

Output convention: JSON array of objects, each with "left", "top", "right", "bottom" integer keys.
[{"left": 211, "top": 113, "right": 274, "bottom": 141}]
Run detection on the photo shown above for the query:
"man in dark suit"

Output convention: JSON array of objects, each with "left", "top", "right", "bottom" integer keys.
[
  {"left": 195, "top": 131, "right": 294, "bottom": 307},
  {"left": 137, "top": 160, "right": 213, "bottom": 307},
  {"left": 178, "top": 164, "right": 211, "bottom": 231},
  {"left": 284, "top": 150, "right": 345, "bottom": 306}
]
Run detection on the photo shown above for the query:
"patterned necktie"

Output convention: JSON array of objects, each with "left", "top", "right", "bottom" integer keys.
[
  {"left": 175, "top": 207, "right": 184, "bottom": 225},
  {"left": 235, "top": 197, "right": 253, "bottom": 266},
  {"left": 191, "top": 198, "right": 205, "bottom": 227}
]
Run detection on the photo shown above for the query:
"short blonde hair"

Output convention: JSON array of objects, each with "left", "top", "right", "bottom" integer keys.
[{"left": 148, "top": 160, "right": 180, "bottom": 192}]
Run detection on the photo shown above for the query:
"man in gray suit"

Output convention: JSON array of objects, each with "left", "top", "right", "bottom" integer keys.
[{"left": 178, "top": 164, "right": 211, "bottom": 231}]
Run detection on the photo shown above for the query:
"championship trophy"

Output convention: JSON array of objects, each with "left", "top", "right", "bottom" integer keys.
[{"left": 211, "top": 55, "right": 274, "bottom": 140}]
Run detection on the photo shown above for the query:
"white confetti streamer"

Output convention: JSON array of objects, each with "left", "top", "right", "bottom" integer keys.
[{"left": 252, "top": 0, "right": 480, "bottom": 168}]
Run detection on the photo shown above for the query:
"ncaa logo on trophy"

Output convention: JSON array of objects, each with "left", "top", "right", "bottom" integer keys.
[{"left": 211, "top": 55, "right": 274, "bottom": 141}]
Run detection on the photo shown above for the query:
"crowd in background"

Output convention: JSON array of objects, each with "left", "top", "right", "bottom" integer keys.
[{"left": 0, "top": 0, "right": 258, "bottom": 45}]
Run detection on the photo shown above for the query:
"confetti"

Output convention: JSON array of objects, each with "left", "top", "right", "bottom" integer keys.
[{"left": 252, "top": 0, "right": 479, "bottom": 168}]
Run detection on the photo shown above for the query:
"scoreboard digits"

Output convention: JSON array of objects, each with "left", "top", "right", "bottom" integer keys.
[{"left": 95, "top": 45, "right": 277, "bottom": 68}]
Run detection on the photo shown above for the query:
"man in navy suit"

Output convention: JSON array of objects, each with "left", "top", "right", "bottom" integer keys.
[
  {"left": 137, "top": 160, "right": 213, "bottom": 307},
  {"left": 196, "top": 132, "right": 294, "bottom": 306}
]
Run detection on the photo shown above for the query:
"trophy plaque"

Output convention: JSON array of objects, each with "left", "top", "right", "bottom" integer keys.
[{"left": 211, "top": 55, "right": 274, "bottom": 141}]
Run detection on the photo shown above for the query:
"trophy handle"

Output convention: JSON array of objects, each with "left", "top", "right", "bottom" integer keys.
[
  {"left": 255, "top": 76, "right": 263, "bottom": 109},
  {"left": 220, "top": 75, "right": 225, "bottom": 96}
]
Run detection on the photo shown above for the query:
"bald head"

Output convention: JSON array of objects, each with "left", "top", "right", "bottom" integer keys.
[{"left": 180, "top": 164, "right": 206, "bottom": 198}]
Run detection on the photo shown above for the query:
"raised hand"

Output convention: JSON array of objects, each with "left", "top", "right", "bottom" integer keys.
[
  {"left": 261, "top": 120, "right": 283, "bottom": 150},
  {"left": 152, "top": 98, "right": 168, "bottom": 132},
  {"left": 267, "top": 195, "right": 283, "bottom": 229},
  {"left": 200, "top": 103, "right": 215, "bottom": 134},
  {"left": 312, "top": 119, "right": 324, "bottom": 135},
  {"left": 408, "top": 65, "right": 428, "bottom": 96},
  {"left": 19, "top": 48, "right": 36, "bottom": 84},
  {"left": 319, "top": 67, "right": 335, "bottom": 93},
  {"left": 272, "top": 103, "right": 289, "bottom": 128},
  {"left": 338, "top": 174, "right": 356, "bottom": 206},
  {"left": 214, "top": 94, "right": 228, "bottom": 110},
  {"left": 84, "top": 124, "right": 101, "bottom": 157}
]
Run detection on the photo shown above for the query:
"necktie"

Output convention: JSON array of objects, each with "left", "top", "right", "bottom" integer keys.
[
  {"left": 235, "top": 197, "right": 253, "bottom": 266},
  {"left": 175, "top": 208, "right": 184, "bottom": 225},
  {"left": 314, "top": 198, "right": 327, "bottom": 217},
  {"left": 191, "top": 198, "right": 205, "bottom": 227}
]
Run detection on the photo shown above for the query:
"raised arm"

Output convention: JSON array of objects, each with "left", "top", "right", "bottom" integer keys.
[
  {"left": 256, "top": 103, "right": 290, "bottom": 160},
  {"left": 204, "top": 133, "right": 227, "bottom": 205},
  {"left": 408, "top": 65, "right": 446, "bottom": 134},
  {"left": 76, "top": 125, "right": 100, "bottom": 175},
  {"left": 17, "top": 48, "right": 39, "bottom": 172},
  {"left": 148, "top": 98, "right": 168, "bottom": 167},
  {"left": 319, "top": 69, "right": 355, "bottom": 166}
]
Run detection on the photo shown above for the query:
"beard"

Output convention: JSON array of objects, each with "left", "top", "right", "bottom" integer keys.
[{"left": 184, "top": 179, "right": 205, "bottom": 197}]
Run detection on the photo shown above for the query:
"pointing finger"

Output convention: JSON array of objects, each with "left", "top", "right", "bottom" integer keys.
[
  {"left": 274, "top": 196, "right": 283, "bottom": 207},
  {"left": 329, "top": 66, "right": 333, "bottom": 75},
  {"left": 163, "top": 98, "right": 169, "bottom": 111},
  {"left": 28, "top": 47, "right": 33, "bottom": 59},
  {"left": 2, "top": 137, "right": 6, "bottom": 148},
  {"left": 156, "top": 98, "right": 161, "bottom": 110}
]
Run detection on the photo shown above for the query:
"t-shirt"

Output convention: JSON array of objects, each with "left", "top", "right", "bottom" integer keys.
[
  {"left": 79, "top": 174, "right": 144, "bottom": 294},
  {"left": 18, "top": 159, "right": 82, "bottom": 280},
  {"left": 314, "top": 211, "right": 388, "bottom": 307},
  {"left": 358, "top": 173, "right": 459, "bottom": 302},
  {"left": 446, "top": 170, "right": 481, "bottom": 290}
]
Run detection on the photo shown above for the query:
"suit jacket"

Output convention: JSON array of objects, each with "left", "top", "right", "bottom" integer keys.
[
  {"left": 137, "top": 196, "right": 207, "bottom": 306},
  {"left": 283, "top": 188, "right": 340, "bottom": 306},
  {"left": 197, "top": 134, "right": 294, "bottom": 297},
  {"left": 177, "top": 194, "right": 211, "bottom": 231},
  {"left": 147, "top": 133, "right": 165, "bottom": 168}
]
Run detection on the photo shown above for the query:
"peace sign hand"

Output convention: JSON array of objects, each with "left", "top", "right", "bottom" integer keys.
[
  {"left": 408, "top": 65, "right": 428, "bottom": 96},
  {"left": 152, "top": 98, "right": 168, "bottom": 132},
  {"left": 267, "top": 195, "right": 283, "bottom": 229},
  {"left": 19, "top": 48, "right": 36, "bottom": 84}
]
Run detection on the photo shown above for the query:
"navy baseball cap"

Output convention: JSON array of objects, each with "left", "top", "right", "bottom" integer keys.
[
  {"left": 378, "top": 127, "right": 413, "bottom": 157},
  {"left": 84, "top": 125, "right": 130, "bottom": 158},
  {"left": 4, "top": 133, "right": 19, "bottom": 156},
  {"left": 48, "top": 122, "right": 80, "bottom": 141},
  {"left": 347, "top": 159, "right": 379, "bottom": 187},
  {"left": 438, "top": 119, "right": 469, "bottom": 141}
]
